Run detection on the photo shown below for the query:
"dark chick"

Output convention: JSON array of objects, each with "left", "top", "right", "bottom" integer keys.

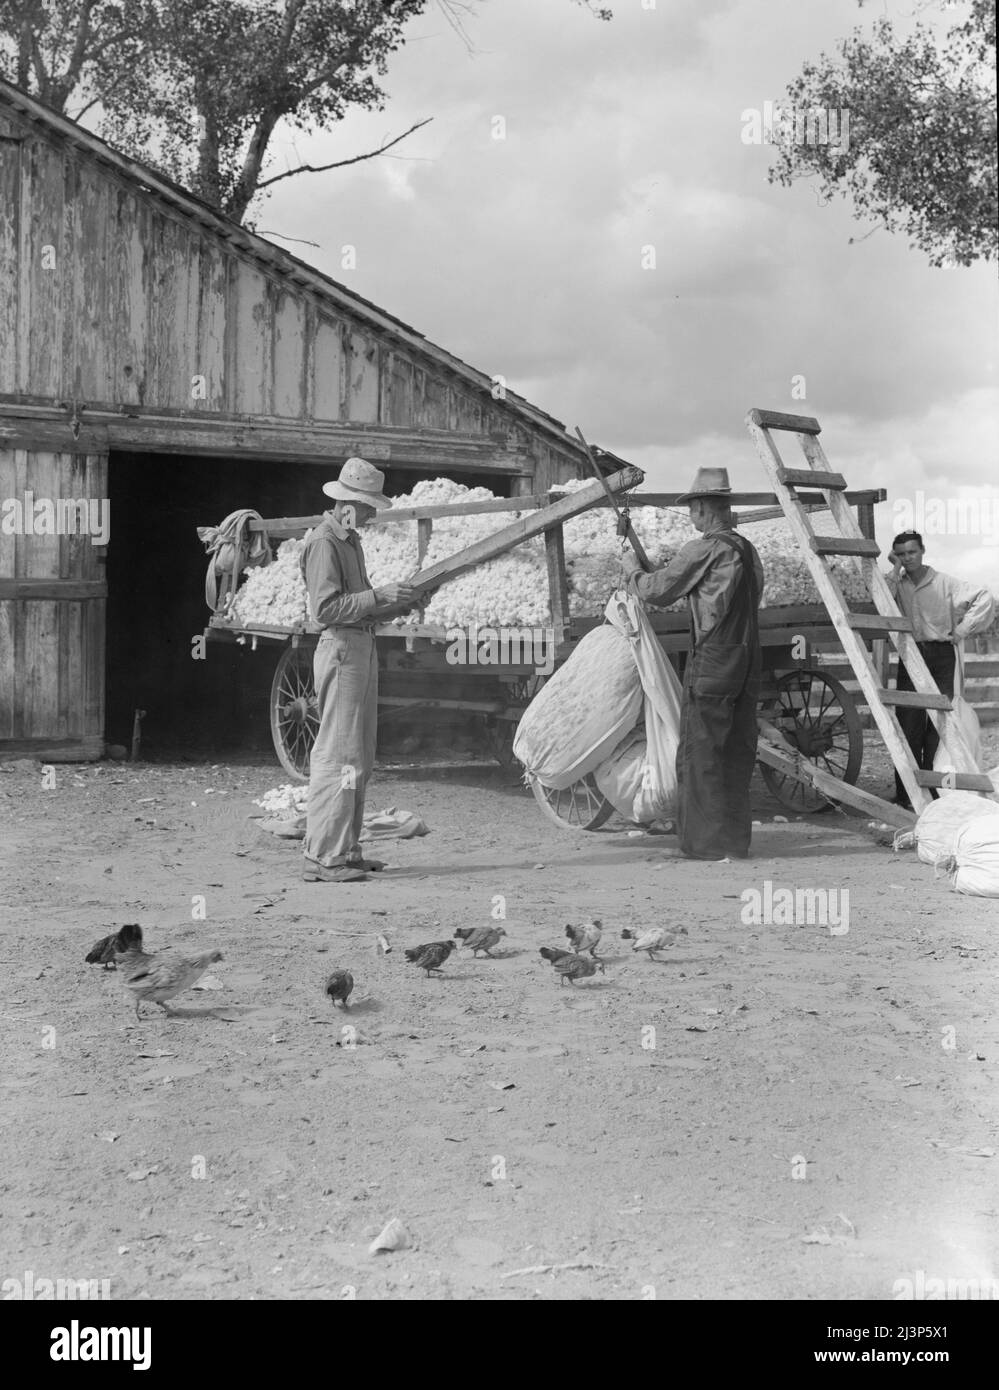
[
  {"left": 404, "top": 940, "right": 456, "bottom": 976},
  {"left": 553, "top": 953, "right": 605, "bottom": 986},
  {"left": 121, "top": 947, "right": 224, "bottom": 1020},
  {"left": 85, "top": 923, "right": 143, "bottom": 970},
  {"left": 325, "top": 969, "right": 354, "bottom": 1009},
  {"left": 539, "top": 946, "right": 574, "bottom": 965},
  {"left": 454, "top": 926, "right": 506, "bottom": 957}
]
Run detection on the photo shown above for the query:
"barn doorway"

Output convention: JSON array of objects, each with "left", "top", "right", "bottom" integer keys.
[{"left": 104, "top": 452, "right": 515, "bottom": 761}]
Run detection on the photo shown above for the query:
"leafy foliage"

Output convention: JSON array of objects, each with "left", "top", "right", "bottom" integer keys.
[
  {"left": 769, "top": 0, "right": 997, "bottom": 266},
  {"left": 1, "top": 1, "right": 613, "bottom": 223}
]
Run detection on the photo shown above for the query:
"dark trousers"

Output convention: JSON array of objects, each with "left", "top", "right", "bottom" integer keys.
[
  {"left": 894, "top": 640, "right": 955, "bottom": 803},
  {"left": 676, "top": 682, "right": 759, "bottom": 859}
]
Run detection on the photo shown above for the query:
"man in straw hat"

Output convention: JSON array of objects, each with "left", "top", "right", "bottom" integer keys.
[
  {"left": 622, "top": 467, "right": 764, "bottom": 860},
  {"left": 299, "top": 457, "right": 423, "bottom": 883}
]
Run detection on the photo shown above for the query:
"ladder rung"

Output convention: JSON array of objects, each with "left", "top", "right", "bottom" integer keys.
[
  {"left": 778, "top": 467, "right": 848, "bottom": 490},
  {"left": 846, "top": 612, "right": 914, "bottom": 633},
  {"left": 810, "top": 536, "right": 881, "bottom": 557},
  {"left": 748, "top": 408, "right": 822, "bottom": 435},
  {"left": 879, "top": 689, "right": 953, "bottom": 710},
  {"left": 914, "top": 770, "right": 997, "bottom": 793}
]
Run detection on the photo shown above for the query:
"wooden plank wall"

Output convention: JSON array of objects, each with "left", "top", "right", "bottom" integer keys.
[
  {"left": 0, "top": 448, "right": 107, "bottom": 748},
  {"left": 0, "top": 109, "right": 588, "bottom": 497}
]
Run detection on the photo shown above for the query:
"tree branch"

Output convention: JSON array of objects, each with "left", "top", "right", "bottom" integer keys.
[
  {"left": 254, "top": 116, "right": 433, "bottom": 190},
  {"left": 64, "top": 0, "right": 97, "bottom": 90}
]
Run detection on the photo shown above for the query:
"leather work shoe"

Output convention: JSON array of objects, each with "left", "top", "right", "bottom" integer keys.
[
  {"left": 346, "top": 855, "right": 386, "bottom": 872},
  {"left": 303, "top": 863, "right": 368, "bottom": 883}
]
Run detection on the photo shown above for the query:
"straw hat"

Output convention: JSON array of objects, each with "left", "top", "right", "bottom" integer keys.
[
  {"left": 675, "top": 466, "right": 733, "bottom": 504},
  {"left": 322, "top": 457, "right": 391, "bottom": 510}
]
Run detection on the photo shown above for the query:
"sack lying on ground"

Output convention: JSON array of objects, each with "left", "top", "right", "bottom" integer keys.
[
  {"left": 893, "top": 791, "right": 999, "bottom": 863},
  {"left": 939, "top": 817, "right": 999, "bottom": 897},
  {"left": 254, "top": 805, "right": 429, "bottom": 841},
  {"left": 593, "top": 591, "right": 683, "bottom": 824},
  {"left": 513, "top": 622, "right": 642, "bottom": 791}
]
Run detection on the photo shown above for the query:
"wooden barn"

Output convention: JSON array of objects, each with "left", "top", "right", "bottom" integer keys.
[{"left": 0, "top": 76, "right": 614, "bottom": 763}]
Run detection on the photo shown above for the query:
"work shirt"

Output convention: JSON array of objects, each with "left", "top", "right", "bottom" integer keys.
[
  {"left": 629, "top": 523, "right": 765, "bottom": 644},
  {"left": 300, "top": 513, "right": 378, "bottom": 628},
  {"left": 885, "top": 566, "right": 995, "bottom": 643}
]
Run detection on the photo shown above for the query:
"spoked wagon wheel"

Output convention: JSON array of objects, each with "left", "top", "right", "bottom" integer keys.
[
  {"left": 530, "top": 774, "right": 615, "bottom": 831},
  {"left": 759, "top": 667, "right": 863, "bottom": 813},
  {"left": 270, "top": 644, "right": 319, "bottom": 783},
  {"left": 485, "top": 672, "right": 546, "bottom": 771}
]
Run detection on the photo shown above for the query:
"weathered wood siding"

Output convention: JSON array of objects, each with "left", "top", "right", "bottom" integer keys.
[
  {"left": 0, "top": 449, "right": 106, "bottom": 755},
  {"left": 0, "top": 106, "right": 586, "bottom": 493}
]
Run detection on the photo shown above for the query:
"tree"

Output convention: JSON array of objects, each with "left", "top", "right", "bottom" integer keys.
[
  {"left": 0, "top": 1, "right": 612, "bottom": 224},
  {"left": 768, "top": 0, "right": 997, "bottom": 266}
]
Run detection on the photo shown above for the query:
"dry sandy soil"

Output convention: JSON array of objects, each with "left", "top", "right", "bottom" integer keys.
[{"left": 1, "top": 737, "right": 997, "bottom": 1302}]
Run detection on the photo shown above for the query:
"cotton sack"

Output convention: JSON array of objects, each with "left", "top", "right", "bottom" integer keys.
[
  {"left": 893, "top": 791, "right": 999, "bottom": 864},
  {"left": 512, "top": 622, "right": 642, "bottom": 790},
  {"left": 593, "top": 591, "right": 683, "bottom": 823},
  {"left": 933, "top": 645, "right": 984, "bottom": 795},
  {"left": 941, "top": 817, "right": 999, "bottom": 897}
]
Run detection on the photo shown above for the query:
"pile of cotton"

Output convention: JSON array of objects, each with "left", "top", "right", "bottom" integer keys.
[{"left": 225, "top": 475, "right": 874, "bottom": 629}]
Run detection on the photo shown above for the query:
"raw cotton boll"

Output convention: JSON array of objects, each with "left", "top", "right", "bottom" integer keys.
[
  {"left": 423, "top": 548, "right": 550, "bottom": 628},
  {"left": 231, "top": 538, "right": 309, "bottom": 627},
  {"left": 252, "top": 783, "right": 308, "bottom": 814}
]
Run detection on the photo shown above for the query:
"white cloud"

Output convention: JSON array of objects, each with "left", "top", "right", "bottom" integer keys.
[{"left": 254, "top": 0, "right": 995, "bottom": 591}]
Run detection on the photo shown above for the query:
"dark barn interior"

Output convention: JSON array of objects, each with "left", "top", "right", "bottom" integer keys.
[{"left": 105, "top": 452, "right": 516, "bottom": 763}]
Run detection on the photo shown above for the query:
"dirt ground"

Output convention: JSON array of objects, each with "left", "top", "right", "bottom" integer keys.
[{"left": 1, "top": 736, "right": 997, "bottom": 1302}]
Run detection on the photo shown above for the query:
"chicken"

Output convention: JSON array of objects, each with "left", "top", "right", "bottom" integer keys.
[
  {"left": 552, "top": 952, "right": 605, "bottom": 986},
  {"left": 539, "top": 946, "right": 575, "bottom": 965},
  {"left": 325, "top": 969, "right": 354, "bottom": 1009},
  {"left": 404, "top": 940, "right": 456, "bottom": 976},
  {"left": 622, "top": 926, "right": 687, "bottom": 958},
  {"left": 454, "top": 926, "right": 506, "bottom": 957},
  {"left": 565, "top": 919, "right": 602, "bottom": 957},
  {"left": 85, "top": 922, "right": 142, "bottom": 970},
  {"left": 120, "top": 947, "right": 224, "bottom": 1019}
]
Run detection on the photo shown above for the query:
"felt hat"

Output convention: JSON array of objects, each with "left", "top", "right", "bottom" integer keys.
[
  {"left": 676, "top": 466, "right": 733, "bottom": 504},
  {"left": 322, "top": 457, "right": 391, "bottom": 510}
]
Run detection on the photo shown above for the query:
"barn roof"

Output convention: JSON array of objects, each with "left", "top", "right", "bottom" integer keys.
[{"left": 0, "top": 75, "right": 621, "bottom": 465}]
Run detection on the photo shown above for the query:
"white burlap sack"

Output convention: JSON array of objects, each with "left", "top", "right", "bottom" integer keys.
[
  {"left": 893, "top": 791, "right": 999, "bottom": 864},
  {"left": 943, "top": 817, "right": 999, "bottom": 897},
  {"left": 593, "top": 592, "right": 683, "bottom": 823},
  {"left": 933, "top": 646, "right": 984, "bottom": 796},
  {"left": 513, "top": 621, "right": 642, "bottom": 790}
]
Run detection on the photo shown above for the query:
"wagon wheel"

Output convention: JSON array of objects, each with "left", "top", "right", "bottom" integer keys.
[
  {"left": 530, "top": 774, "right": 615, "bottom": 832},
  {"left": 270, "top": 644, "right": 319, "bottom": 783},
  {"left": 759, "top": 667, "right": 863, "bottom": 813},
  {"left": 482, "top": 717, "right": 518, "bottom": 771},
  {"left": 485, "top": 672, "right": 547, "bottom": 771}
]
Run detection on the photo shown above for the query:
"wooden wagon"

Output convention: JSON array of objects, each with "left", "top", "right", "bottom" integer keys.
[{"left": 199, "top": 469, "right": 888, "bottom": 826}]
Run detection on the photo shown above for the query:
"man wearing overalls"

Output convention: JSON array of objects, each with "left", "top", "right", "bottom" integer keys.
[
  {"left": 299, "top": 458, "right": 420, "bottom": 883},
  {"left": 623, "top": 468, "right": 764, "bottom": 860}
]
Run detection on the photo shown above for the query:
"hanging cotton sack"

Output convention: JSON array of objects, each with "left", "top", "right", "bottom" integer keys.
[
  {"left": 513, "top": 622, "right": 642, "bottom": 790},
  {"left": 939, "top": 817, "right": 999, "bottom": 897},
  {"left": 932, "top": 645, "right": 984, "bottom": 795},
  {"left": 593, "top": 591, "right": 683, "bottom": 823},
  {"left": 893, "top": 792, "right": 999, "bottom": 864}
]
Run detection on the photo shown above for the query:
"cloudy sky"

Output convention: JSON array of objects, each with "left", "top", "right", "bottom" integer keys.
[{"left": 256, "top": 0, "right": 997, "bottom": 585}]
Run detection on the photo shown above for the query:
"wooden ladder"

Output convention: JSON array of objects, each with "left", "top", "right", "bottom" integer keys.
[{"left": 746, "top": 408, "right": 992, "bottom": 816}]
